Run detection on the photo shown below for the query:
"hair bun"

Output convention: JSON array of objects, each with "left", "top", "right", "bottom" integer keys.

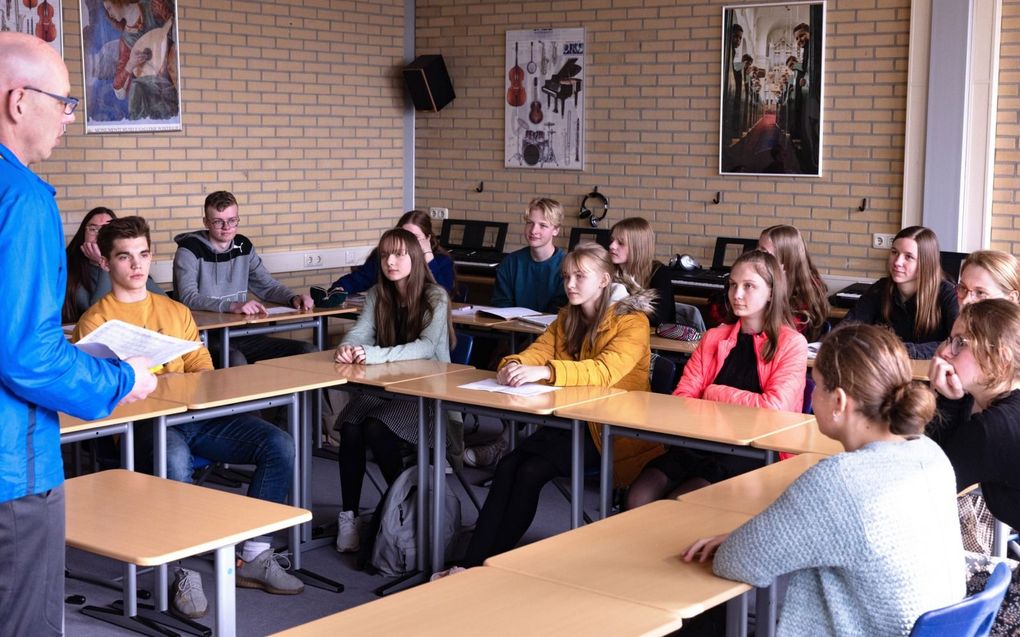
[{"left": 885, "top": 382, "right": 935, "bottom": 436}]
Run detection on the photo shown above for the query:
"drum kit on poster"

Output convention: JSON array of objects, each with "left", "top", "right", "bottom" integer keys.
[{"left": 507, "top": 39, "right": 583, "bottom": 169}]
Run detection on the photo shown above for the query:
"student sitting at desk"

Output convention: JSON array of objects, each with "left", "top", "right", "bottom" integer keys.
[
  {"left": 608, "top": 217, "right": 675, "bottom": 327},
  {"left": 490, "top": 197, "right": 568, "bottom": 313},
  {"left": 440, "top": 244, "right": 662, "bottom": 575},
  {"left": 172, "top": 190, "right": 315, "bottom": 366},
  {"left": 627, "top": 250, "right": 807, "bottom": 509},
  {"left": 685, "top": 324, "right": 964, "bottom": 636},
  {"left": 757, "top": 224, "right": 829, "bottom": 341},
  {"left": 333, "top": 228, "right": 454, "bottom": 554},
  {"left": 845, "top": 225, "right": 958, "bottom": 359},
  {"left": 62, "top": 206, "right": 164, "bottom": 323},
  {"left": 328, "top": 209, "right": 454, "bottom": 295},
  {"left": 74, "top": 217, "right": 303, "bottom": 617},
  {"left": 954, "top": 249, "right": 1020, "bottom": 306}
]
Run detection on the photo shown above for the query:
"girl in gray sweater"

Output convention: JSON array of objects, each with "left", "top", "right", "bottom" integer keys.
[{"left": 684, "top": 324, "right": 965, "bottom": 636}]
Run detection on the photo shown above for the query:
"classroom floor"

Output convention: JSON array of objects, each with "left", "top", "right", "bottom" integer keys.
[{"left": 63, "top": 416, "right": 586, "bottom": 636}]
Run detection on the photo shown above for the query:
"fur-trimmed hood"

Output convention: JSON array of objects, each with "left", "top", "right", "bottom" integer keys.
[{"left": 610, "top": 283, "right": 658, "bottom": 317}]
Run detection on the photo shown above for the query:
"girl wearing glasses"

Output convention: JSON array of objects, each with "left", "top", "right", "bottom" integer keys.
[
  {"left": 845, "top": 226, "right": 958, "bottom": 359},
  {"left": 332, "top": 228, "right": 454, "bottom": 554},
  {"left": 627, "top": 250, "right": 807, "bottom": 509},
  {"left": 62, "top": 206, "right": 163, "bottom": 323},
  {"left": 955, "top": 250, "right": 1020, "bottom": 307},
  {"left": 928, "top": 299, "right": 1020, "bottom": 541},
  {"left": 685, "top": 324, "right": 964, "bottom": 636},
  {"left": 757, "top": 224, "right": 830, "bottom": 341}
]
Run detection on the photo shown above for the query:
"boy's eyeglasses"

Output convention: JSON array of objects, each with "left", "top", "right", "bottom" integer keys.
[{"left": 208, "top": 217, "right": 241, "bottom": 229}]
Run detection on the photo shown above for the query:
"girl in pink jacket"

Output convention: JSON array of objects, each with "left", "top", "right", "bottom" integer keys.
[{"left": 626, "top": 250, "right": 808, "bottom": 509}]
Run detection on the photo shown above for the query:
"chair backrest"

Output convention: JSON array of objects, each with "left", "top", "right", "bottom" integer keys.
[
  {"left": 909, "top": 561, "right": 1012, "bottom": 637},
  {"left": 802, "top": 374, "right": 815, "bottom": 414},
  {"left": 450, "top": 330, "right": 474, "bottom": 365},
  {"left": 649, "top": 353, "right": 679, "bottom": 395}
]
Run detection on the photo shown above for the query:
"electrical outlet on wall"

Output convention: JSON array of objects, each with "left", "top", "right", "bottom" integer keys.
[
  {"left": 872, "top": 233, "right": 896, "bottom": 249},
  {"left": 429, "top": 207, "right": 449, "bottom": 220},
  {"left": 303, "top": 252, "right": 324, "bottom": 268}
]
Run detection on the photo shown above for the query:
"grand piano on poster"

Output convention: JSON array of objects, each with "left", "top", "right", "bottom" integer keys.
[{"left": 542, "top": 57, "right": 582, "bottom": 116}]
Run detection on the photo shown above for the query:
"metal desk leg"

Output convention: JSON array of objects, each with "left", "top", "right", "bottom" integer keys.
[
  {"left": 570, "top": 418, "right": 583, "bottom": 529},
  {"left": 122, "top": 421, "right": 135, "bottom": 472},
  {"left": 993, "top": 519, "right": 1010, "bottom": 558},
  {"left": 287, "top": 393, "right": 301, "bottom": 565},
  {"left": 418, "top": 397, "right": 429, "bottom": 574},
  {"left": 756, "top": 585, "right": 777, "bottom": 637},
  {"left": 599, "top": 424, "right": 613, "bottom": 519},
  {"left": 431, "top": 399, "right": 446, "bottom": 572},
  {"left": 214, "top": 545, "right": 236, "bottom": 637},
  {"left": 726, "top": 590, "right": 749, "bottom": 637},
  {"left": 155, "top": 417, "right": 167, "bottom": 479},
  {"left": 221, "top": 328, "right": 231, "bottom": 369}
]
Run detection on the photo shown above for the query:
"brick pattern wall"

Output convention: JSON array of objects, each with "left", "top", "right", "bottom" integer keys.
[
  {"left": 993, "top": 0, "right": 1020, "bottom": 251},
  {"left": 413, "top": 0, "right": 916, "bottom": 279},
  {"left": 43, "top": 0, "right": 405, "bottom": 278}
]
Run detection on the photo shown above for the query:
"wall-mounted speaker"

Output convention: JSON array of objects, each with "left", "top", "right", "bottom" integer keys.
[{"left": 402, "top": 55, "right": 455, "bottom": 112}]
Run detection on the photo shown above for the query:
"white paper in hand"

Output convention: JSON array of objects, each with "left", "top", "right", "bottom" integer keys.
[{"left": 76, "top": 319, "right": 201, "bottom": 366}]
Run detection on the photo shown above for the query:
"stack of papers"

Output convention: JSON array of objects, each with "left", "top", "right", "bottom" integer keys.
[
  {"left": 458, "top": 378, "right": 561, "bottom": 397},
  {"left": 472, "top": 305, "right": 544, "bottom": 321},
  {"left": 75, "top": 320, "right": 201, "bottom": 367}
]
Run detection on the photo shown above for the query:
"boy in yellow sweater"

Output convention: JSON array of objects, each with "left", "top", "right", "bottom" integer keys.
[{"left": 73, "top": 216, "right": 303, "bottom": 618}]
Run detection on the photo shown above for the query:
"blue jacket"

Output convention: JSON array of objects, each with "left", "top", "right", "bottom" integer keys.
[
  {"left": 0, "top": 144, "right": 134, "bottom": 503},
  {"left": 331, "top": 251, "right": 455, "bottom": 295}
]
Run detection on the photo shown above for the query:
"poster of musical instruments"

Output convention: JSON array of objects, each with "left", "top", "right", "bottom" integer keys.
[
  {"left": 78, "top": 0, "right": 182, "bottom": 133},
  {"left": 719, "top": 2, "right": 824, "bottom": 176},
  {"left": 1, "top": 0, "right": 63, "bottom": 56},
  {"left": 505, "top": 28, "right": 584, "bottom": 171}
]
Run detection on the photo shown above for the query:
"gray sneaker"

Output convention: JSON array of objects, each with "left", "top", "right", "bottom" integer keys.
[
  {"left": 236, "top": 549, "right": 304, "bottom": 595},
  {"left": 170, "top": 567, "right": 208, "bottom": 619}
]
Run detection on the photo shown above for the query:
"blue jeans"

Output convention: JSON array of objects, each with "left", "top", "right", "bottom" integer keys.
[{"left": 135, "top": 415, "right": 294, "bottom": 504}]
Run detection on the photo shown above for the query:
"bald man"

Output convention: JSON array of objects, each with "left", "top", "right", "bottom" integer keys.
[{"left": 0, "top": 33, "right": 157, "bottom": 635}]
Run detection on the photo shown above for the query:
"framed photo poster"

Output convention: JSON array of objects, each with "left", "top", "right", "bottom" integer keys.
[
  {"left": 1, "top": 0, "right": 63, "bottom": 56},
  {"left": 79, "top": 0, "right": 182, "bottom": 133},
  {"left": 719, "top": 2, "right": 824, "bottom": 176},
  {"left": 505, "top": 28, "right": 585, "bottom": 171}
]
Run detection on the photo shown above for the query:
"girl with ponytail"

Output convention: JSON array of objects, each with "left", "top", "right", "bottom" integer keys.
[{"left": 683, "top": 324, "right": 964, "bottom": 636}]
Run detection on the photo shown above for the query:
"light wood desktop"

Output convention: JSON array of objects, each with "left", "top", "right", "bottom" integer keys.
[
  {"left": 649, "top": 334, "right": 698, "bottom": 355},
  {"left": 190, "top": 304, "right": 357, "bottom": 331},
  {"left": 151, "top": 363, "right": 347, "bottom": 409},
  {"left": 254, "top": 349, "right": 471, "bottom": 386},
  {"left": 751, "top": 421, "right": 844, "bottom": 457},
  {"left": 679, "top": 452, "right": 824, "bottom": 517},
  {"left": 270, "top": 567, "right": 684, "bottom": 637},
  {"left": 65, "top": 469, "right": 311, "bottom": 637},
  {"left": 59, "top": 397, "right": 186, "bottom": 436},
  {"left": 485, "top": 500, "right": 752, "bottom": 621},
  {"left": 555, "top": 391, "right": 813, "bottom": 446}
]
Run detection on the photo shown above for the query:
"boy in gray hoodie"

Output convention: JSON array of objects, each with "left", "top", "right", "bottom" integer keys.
[{"left": 173, "top": 191, "right": 315, "bottom": 366}]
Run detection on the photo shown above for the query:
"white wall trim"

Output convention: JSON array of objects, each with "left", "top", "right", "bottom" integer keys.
[{"left": 148, "top": 245, "right": 375, "bottom": 284}]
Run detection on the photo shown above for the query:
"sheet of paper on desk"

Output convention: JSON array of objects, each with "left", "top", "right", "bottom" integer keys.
[
  {"left": 265, "top": 306, "right": 298, "bottom": 316},
  {"left": 517, "top": 314, "right": 557, "bottom": 329},
  {"left": 458, "top": 378, "right": 561, "bottom": 396},
  {"left": 451, "top": 305, "right": 476, "bottom": 316},
  {"left": 473, "top": 305, "right": 541, "bottom": 320},
  {"left": 76, "top": 319, "right": 201, "bottom": 366}
]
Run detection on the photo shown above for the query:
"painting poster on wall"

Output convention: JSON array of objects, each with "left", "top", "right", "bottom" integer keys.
[
  {"left": 719, "top": 1, "right": 824, "bottom": 176},
  {"left": 505, "top": 28, "right": 584, "bottom": 171},
  {"left": 79, "top": 0, "right": 182, "bottom": 133},
  {"left": 1, "top": 0, "right": 63, "bottom": 56}
]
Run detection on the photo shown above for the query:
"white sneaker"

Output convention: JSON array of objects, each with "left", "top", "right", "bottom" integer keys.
[{"left": 336, "top": 511, "right": 360, "bottom": 553}]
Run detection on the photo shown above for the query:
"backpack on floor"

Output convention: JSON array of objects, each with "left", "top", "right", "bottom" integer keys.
[{"left": 370, "top": 465, "right": 462, "bottom": 577}]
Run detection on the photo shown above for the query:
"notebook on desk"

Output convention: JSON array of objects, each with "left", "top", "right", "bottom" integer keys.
[{"left": 441, "top": 219, "right": 509, "bottom": 268}]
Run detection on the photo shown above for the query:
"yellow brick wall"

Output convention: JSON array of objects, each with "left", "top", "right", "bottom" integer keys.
[
  {"left": 993, "top": 0, "right": 1020, "bottom": 250},
  {"left": 413, "top": 0, "right": 922, "bottom": 279},
  {"left": 42, "top": 0, "right": 406, "bottom": 284}
]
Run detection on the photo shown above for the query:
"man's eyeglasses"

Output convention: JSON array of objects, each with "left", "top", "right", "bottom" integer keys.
[
  {"left": 941, "top": 335, "right": 970, "bottom": 357},
  {"left": 207, "top": 217, "right": 241, "bottom": 230},
  {"left": 24, "top": 87, "right": 79, "bottom": 115}
]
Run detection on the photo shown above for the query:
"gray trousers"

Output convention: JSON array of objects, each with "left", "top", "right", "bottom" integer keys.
[{"left": 0, "top": 485, "right": 65, "bottom": 636}]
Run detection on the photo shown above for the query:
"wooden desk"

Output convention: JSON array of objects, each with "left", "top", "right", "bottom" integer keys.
[
  {"left": 270, "top": 567, "right": 684, "bottom": 637},
  {"left": 450, "top": 304, "right": 516, "bottom": 329},
  {"left": 805, "top": 356, "right": 929, "bottom": 381},
  {"left": 553, "top": 391, "right": 814, "bottom": 518},
  {"left": 59, "top": 398, "right": 187, "bottom": 471},
  {"left": 650, "top": 334, "right": 699, "bottom": 355},
  {"left": 486, "top": 500, "right": 752, "bottom": 631},
  {"left": 678, "top": 453, "right": 824, "bottom": 517},
  {"left": 387, "top": 368, "right": 626, "bottom": 571},
  {"left": 751, "top": 421, "right": 844, "bottom": 457},
  {"left": 191, "top": 305, "right": 357, "bottom": 368},
  {"left": 66, "top": 469, "right": 310, "bottom": 637},
  {"left": 151, "top": 364, "right": 347, "bottom": 578},
  {"left": 255, "top": 349, "right": 470, "bottom": 386}
]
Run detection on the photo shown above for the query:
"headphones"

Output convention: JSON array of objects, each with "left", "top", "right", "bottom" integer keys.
[
  {"left": 669, "top": 254, "right": 702, "bottom": 271},
  {"left": 578, "top": 187, "right": 609, "bottom": 228}
]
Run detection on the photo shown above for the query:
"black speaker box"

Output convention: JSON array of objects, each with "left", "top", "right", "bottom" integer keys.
[{"left": 402, "top": 55, "right": 455, "bottom": 112}]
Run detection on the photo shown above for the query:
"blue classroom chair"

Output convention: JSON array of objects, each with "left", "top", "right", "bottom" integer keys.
[{"left": 910, "top": 561, "right": 1011, "bottom": 637}]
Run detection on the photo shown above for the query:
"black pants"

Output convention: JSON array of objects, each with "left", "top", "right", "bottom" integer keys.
[
  {"left": 462, "top": 427, "right": 599, "bottom": 567},
  {"left": 338, "top": 417, "right": 406, "bottom": 513},
  {"left": 0, "top": 486, "right": 65, "bottom": 636}
]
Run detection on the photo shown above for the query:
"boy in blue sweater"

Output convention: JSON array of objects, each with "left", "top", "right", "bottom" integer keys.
[{"left": 490, "top": 197, "right": 567, "bottom": 313}]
